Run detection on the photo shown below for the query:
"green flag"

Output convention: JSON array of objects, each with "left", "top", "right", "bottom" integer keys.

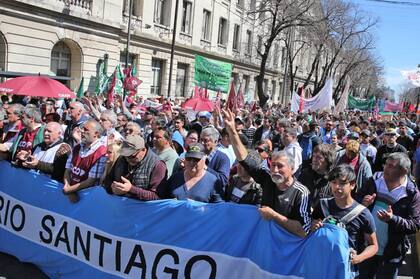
[
  {"left": 76, "top": 77, "right": 85, "bottom": 98},
  {"left": 348, "top": 95, "right": 375, "bottom": 111},
  {"left": 108, "top": 65, "right": 125, "bottom": 95},
  {"left": 95, "top": 55, "right": 109, "bottom": 95},
  {"left": 194, "top": 55, "right": 232, "bottom": 93}
]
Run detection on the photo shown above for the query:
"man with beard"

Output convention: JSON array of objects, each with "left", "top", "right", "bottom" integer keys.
[
  {"left": 63, "top": 119, "right": 107, "bottom": 202},
  {"left": 63, "top": 101, "right": 89, "bottom": 148},
  {"left": 223, "top": 109, "right": 311, "bottom": 237},
  {"left": 373, "top": 128, "right": 407, "bottom": 173},
  {"left": 298, "top": 144, "right": 335, "bottom": 209}
]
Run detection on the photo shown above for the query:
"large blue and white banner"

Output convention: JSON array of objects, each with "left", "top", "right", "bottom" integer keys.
[{"left": 0, "top": 162, "right": 352, "bottom": 278}]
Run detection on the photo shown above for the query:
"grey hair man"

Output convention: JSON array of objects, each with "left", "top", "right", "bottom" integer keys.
[
  {"left": 200, "top": 126, "right": 230, "bottom": 192},
  {"left": 357, "top": 152, "right": 420, "bottom": 278},
  {"left": 99, "top": 109, "right": 123, "bottom": 144},
  {"left": 64, "top": 101, "right": 89, "bottom": 147},
  {"left": 223, "top": 108, "right": 311, "bottom": 237},
  {"left": 11, "top": 107, "right": 44, "bottom": 163},
  {"left": 63, "top": 119, "right": 107, "bottom": 202}
]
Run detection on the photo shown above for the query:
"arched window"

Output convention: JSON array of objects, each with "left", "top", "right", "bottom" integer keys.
[{"left": 51, "top": 41, "right": 71, "bottom": 77}]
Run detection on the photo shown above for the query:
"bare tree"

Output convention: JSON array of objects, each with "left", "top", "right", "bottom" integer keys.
[
  {"left": 247, "top": 0, "right": 321, "bottom": 106},
  {"left": 285, "top": 0, "right": 379, "bottom": 98}
]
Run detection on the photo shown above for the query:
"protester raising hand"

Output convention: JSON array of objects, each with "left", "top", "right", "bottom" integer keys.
[{"left": 221, "top": 108, "right": 236, "bottom": 132}]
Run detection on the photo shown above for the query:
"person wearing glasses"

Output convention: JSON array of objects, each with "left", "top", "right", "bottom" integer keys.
[
  {"left": 123, "top": 121, "right": 142, "bottom": 137},
  {"left": 103, "top": 134, "right": 167, "bottom": 201},
  {"left": 0, "top": 103, "right": 24, "bottom": 153},
  {"left": 159, "top": 143, "right": 222, "bottom": 203},
  {"left": 63, "top": 119, "right": 107, "bottom": 202},
  {"left": 63, "top": 101, "right": 89, "bottom": 148}
]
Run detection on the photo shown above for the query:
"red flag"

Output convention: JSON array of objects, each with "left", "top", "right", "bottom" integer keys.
[
  {"left": 226, "top": 82, "right": 236, "bottom": 110},
  {"left": 409, "top": 103, "right": 415, "bottom": 112},
  {"left": 298, "top": 86, "right": 305, "bottom": 113},
  {"left": 251, "top": 101, "right": 257, "bottom": 112},
  {"left": 193, "top": 86, "right": 200, "bottom": 98},
  {"left": 237, "top": 84, "right": 245, "bottom": 109},
  {"left": 107, "top": 70, "right": 117, "bottom": 106},
  {"left": 214, "top": 91, "right": 221, "bottom": 112}
]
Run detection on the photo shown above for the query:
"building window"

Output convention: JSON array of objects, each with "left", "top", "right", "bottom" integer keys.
[
  {"left": 51, "top": 41, "right": 71, "bottom": 77},
  {"left": 236, "top": 0, "right": 244, "bottom": 8},
  {"left": 273, "top": 44, "right": 279, "bottom": 66},
  {"left": 202, "top": 10, "right": 211, "bottom": 40},
  {"left": 181, "top": 1, "right": 192, "bottom": 34},
  {"left": 151, "top": 59, "right": 163, "bottom": 95},
  {"left": 271, "top": 80, "right": 277, "bottom": 100},
  {"left": 218, "top": 17, "right": 228, "bottom": 45},
  {"left": 0, "top": 34, "right": 6, "bottom": 72},
  {"left": 243, "top": 75, "right": 250, "bottom": 95},
  {"left": 175, "top": 63, "right": 188, "bottom": 97},
  {"left": 246, "top": 30, "right": 252, "bottom": 54},
  {"left": 119, "top": 51, "right": 137, "bottom": 71},
  {"left": 124, "top": 0, "right": 144, "bottom": 17},
  {"left": 257, "top": 35, "right": 263, "bottom": 53},
  {"left": 249, "top": 0, "right": 256, "bottom": 10},
  {"left": 154, "top": 0, "right": 170, "bottom": 26},
  {"left": 281, "top": 47, "right": 286, "bottom": 67},
  {"left": 232, "top": 24, "right": 240, "bottom": 51}
]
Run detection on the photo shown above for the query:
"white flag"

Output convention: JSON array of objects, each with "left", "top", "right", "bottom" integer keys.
[
  {"left": 401, "top": 70, "right": 420, "bottom": 87},
  {"left": 291, "top": 79, "right": 333, "bottom": 113}
]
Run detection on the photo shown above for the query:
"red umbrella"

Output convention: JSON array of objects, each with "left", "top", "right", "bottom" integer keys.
[
  {"left": 0, "top": 76, "right": 76, "bottom": 98},
  {"left": 182, "top": 97, "right": 214, "bottom": 112}
]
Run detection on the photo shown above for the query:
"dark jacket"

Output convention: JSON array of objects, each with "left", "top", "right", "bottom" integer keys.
[
  {"left": 356, "top": 173, "right": 420, "bottom": 263},
  {"left": 206, "top": 150, "right": 230, "bottom": 193}
]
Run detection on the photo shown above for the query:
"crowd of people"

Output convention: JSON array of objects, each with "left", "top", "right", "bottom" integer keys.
[{"left": 0, "top": 92, "right": 419, "bottom": 279}]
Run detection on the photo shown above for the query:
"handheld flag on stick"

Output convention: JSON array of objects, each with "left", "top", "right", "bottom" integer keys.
[
  {"left": 226, "top": 81, "right": 236, "bottom": 111},
  {"left": 95, "top": 55, "right": 109, "bottom": 95},
  {"left": 76, "top": 77, "right": 85, "bottom": 98}
]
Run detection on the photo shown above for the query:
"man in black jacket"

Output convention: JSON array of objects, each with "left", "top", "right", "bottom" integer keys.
[
  {"left": 373, "top": 128, "right": 406, "bottom": 172},
  {"left": 357, "top": 152, "right": 420, "bottom": 279}
]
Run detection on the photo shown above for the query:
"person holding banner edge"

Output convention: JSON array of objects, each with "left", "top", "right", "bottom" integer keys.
[{"left": 222, "top": 108, "right": 311, "bottom": 237}]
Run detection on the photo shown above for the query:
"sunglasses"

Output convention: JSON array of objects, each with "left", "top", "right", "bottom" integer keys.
[
  {"left": 126, "top": 150, "right": 141, "bottom": 159},
  {"left": 256, "top": 147, "right": 267, "bottom": 153}
]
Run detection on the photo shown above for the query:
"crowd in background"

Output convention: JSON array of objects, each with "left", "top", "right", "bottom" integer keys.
[{"left": 0, "top": 92, "right": 419, "bottom": 279}]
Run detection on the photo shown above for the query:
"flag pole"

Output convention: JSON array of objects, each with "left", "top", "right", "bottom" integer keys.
[
  {"left": 167, "top": 0, "right": 180, "bottom": 99},
  {"left": 124, "top": 0, "right": 133, "bottom": 99}
]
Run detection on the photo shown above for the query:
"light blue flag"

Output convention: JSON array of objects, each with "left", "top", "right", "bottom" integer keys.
[{"left": 0, "top": 162, "right": 352, "bottom": 278}]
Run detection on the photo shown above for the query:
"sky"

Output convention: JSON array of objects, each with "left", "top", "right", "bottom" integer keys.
[{"left": 349, "top": 0, "right": 420, "bottom": 96}]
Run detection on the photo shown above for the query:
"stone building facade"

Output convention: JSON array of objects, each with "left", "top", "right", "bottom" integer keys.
[{"left": 0, "top": 0, "right": 316, "bottom": 103}]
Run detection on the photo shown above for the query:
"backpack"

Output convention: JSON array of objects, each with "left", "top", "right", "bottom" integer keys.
[
  {"left": 299, "top": 134, "right": 315, "bottom": 161},
  {"left": 320, "top": 198, "right": 366, "bottom": 228}
]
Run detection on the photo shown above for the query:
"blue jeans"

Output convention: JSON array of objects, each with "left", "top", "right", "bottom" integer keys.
[{"left": 358, "top": 255, "right": 400, "bottom": 279}]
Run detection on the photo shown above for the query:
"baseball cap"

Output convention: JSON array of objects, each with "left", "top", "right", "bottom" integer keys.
[
  {"left": 360, "top": 129, "right": 371, "bottom": 137},
  {"left": 185, "top": 143, "right": 206, "bottom": 159},
  {"left": 347, "top": 132, "right": 359, "bottom": 140},
  {"left": 197, "top": 111, "right": 211, "bottom": 119},
  {"left": 385, "top": 128, "right": 397, "bottom": 135},
  {"left": 235, "top": 117, "right": 245, "bottom": 124},
  {"left": 120, "top": 135, "right": 145, "bottom": 156}
]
